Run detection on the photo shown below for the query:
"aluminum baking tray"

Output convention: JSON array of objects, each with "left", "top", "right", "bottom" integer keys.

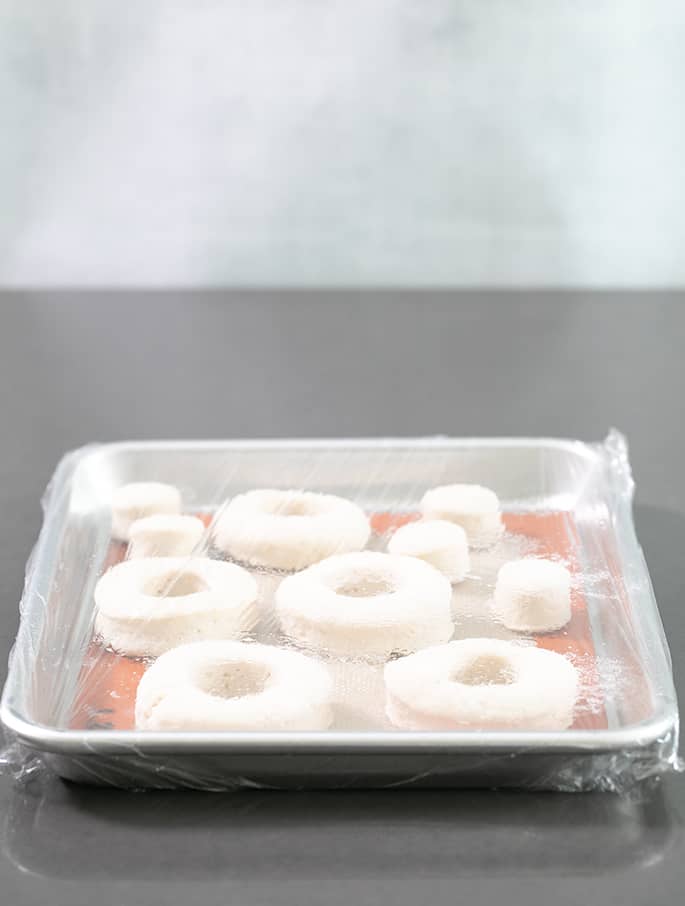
[{"left": 0, "top": 435, "right": 679, "bottom": 790}]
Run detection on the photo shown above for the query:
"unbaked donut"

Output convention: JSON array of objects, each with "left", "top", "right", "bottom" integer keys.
[
  {"left": 275, "top": 551, "right": 453, "bottom": 658},
  {"left": 213, "top": 489, "right": 370, "bottom": 571},
  {"left": 384, "top": 638, "right": 578, "bottom": 731},
  {"left": 388, "top": 519, "right": 470, "bottom": 583},
  {"left": 94, "top": 556, "right": 259, "bottom": 657},
  {"left": 111, "top": 482, "right": 182, "bottom": 541},
  {"left": 494, "top": 558, "right": 572, "bottom": 632},
  {"left": 128, "top": 514, "right": 206, "bottom": 559},
  {"left": 135, "top": 640, "right": 333, "bottom": 731},
  {"left": 420, "top": 484, "right": 503, "bottom": 547}
]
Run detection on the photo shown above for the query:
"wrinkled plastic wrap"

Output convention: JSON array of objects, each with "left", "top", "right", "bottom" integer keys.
[{"left": 1, "top": 433, "right": 681, "bottom": 791}]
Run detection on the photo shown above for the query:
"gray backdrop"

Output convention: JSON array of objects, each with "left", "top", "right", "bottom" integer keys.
[{"left": 2, "top": 3, "right": 685, "bottom": 286}]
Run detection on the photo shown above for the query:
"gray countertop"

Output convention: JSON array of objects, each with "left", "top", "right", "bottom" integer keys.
[{"left": 0, "top": 293, "right": 683, "bottom": 905}]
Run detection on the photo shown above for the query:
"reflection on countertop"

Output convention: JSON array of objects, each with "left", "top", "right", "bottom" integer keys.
[{"left": 1, "top": 772, "right": 680, "bottom": 881}]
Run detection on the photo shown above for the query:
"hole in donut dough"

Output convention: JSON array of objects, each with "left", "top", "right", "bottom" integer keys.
[
  {"left": 196, "top": 661, "right": 270, "bottom": 699},
  {"left": 144, "top": 569, "right": 209, "bottom": 598},
  {"left": 335, "top": 573, "right": 395, "bottom": 598},
  {"left": 452, "top": 654, "right": 516, "bottom": 687},
  {"left": 277, "top": 499, "right": 313, "bottom": 516},
  {"left": 264, "top": 495, "right": 322, "bottom": 517}
]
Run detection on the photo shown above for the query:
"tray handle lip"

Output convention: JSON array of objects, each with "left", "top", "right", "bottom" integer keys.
[
  {"left": 62, "top": 434, "right": 602, "bottom": 459},
  {"left": 0, "top": 444, "right": 103, "bottom": 732},
  {"left": 599, "top": 429, "right": 680, "bottom": 727},
  {"left": 2, "top": 700, "right": 677, "bottom": 758}
]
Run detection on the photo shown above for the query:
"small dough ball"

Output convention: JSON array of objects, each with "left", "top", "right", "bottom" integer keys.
[
  {"left": 494, "top": 558, "right": 571, "bottom": 633},
  {"left": 213, "top": 489, "right": 370, "bottom": 571},
  {"left": 420, "top": 484, "right": 503, "bottom": 547},
  {"left": 387, "top": 519, "right": 470, "bottom": 583},
  {"left": 384, "top": 638, "right": 578, "bottom": 731},
  {"left": 135, "top": 640, "right": 334, "bottom": 731},
  {"left": 128, "top": 514, "right": 206, "bottom": 559},
  {"left": 111, "top": 482, "right": 182, "bottom": 541}
]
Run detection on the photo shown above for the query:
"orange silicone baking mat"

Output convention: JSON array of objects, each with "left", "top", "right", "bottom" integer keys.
[{"left": 70, "top": 510, "right": 609, "bottom": 733}]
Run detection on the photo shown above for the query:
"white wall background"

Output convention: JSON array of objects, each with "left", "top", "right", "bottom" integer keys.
[{"left": 1, "top": 1, "right": 684, "bottom": 286}]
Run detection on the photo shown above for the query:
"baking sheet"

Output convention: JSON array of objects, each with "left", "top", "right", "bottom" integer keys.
[{"left": 1, "top": 435, "right": 679, "bottom": 790}]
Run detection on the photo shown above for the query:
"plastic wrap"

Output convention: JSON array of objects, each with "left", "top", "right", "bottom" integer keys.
[{"left": 0, "top": 433, "right": 681, "bottom": 791}]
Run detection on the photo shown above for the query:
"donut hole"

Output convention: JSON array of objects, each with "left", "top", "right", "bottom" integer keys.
[
  {"left": 260, "top": 494, "right": 321, "bottom": 518},
  {"left": 335, "top": 572, "right": 395, "bottom": 598},
  {"left": 452, "top": 654, "right": 516, "bottom": 687},
  {"left": 279, "top": 499, "right": 313, "bottom": 516},
  {"left": 196, "top": 661, "right": 270, "bottom": 699},
  {"left": 144, "top": 569, "right": 209, "bottom": 598}
]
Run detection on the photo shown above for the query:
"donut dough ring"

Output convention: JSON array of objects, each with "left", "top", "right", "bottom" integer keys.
[
  {"left": 128, "top": 514, "right": 206, "bottom": 559},
  {"left": 495, "top": 558, "right": 572, "bottom": 632},
  {"left": 388, "top": 519, "right": 470, "bottom": 583},
  {"left": 95, "top": 556, "right": 259, "bottom": 657},
  {"left": 275, "top": 551, "right": 453, "bottom": 658},
  {"left": 135, "top": 640, "right": 333, "bottom": 731},
  {"left": 385, "top": 638, "right": 578, "bottom": 731},
  {"left": 420, "top": 484, "right": 503, "bottom": 548},
  {"left": 111, "top": 482, "right": 182, "bottom": 541},
  {"left": 213, "top": 489, "right": 371, "bottom": 571}
]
